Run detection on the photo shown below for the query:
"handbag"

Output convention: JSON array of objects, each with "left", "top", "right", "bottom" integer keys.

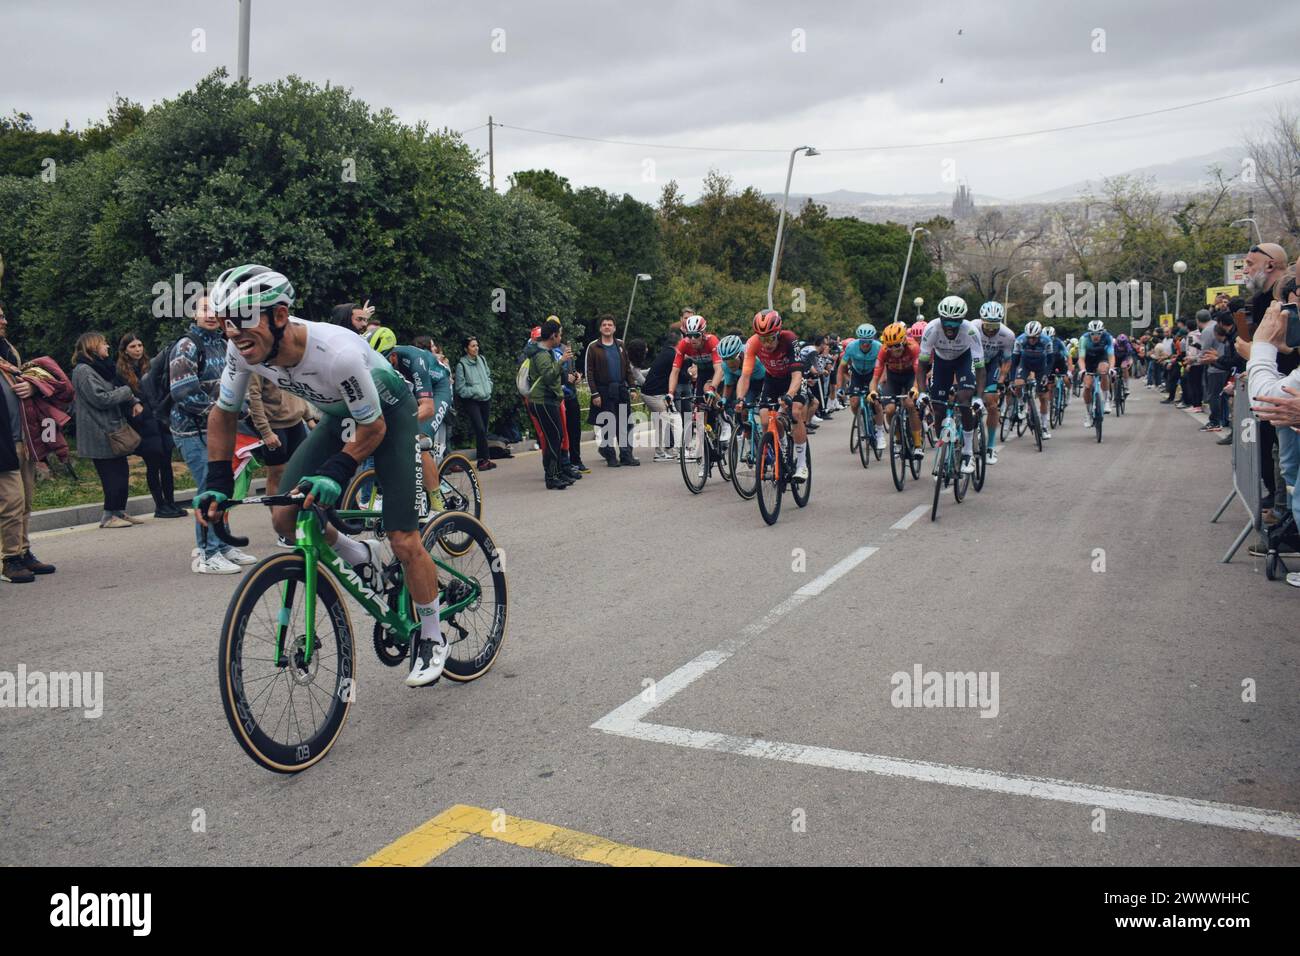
[{"left": 107, "top": 422, "right": 141, "bottom": 456}]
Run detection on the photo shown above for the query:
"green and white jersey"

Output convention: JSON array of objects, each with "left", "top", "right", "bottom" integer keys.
[{"left": 217, "top": 317, "right": 409, "bottom": 423}]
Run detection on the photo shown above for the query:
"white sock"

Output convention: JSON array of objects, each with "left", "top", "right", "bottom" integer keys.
[
  {"left": 795, "top": 442, "right": 807, "bottom": 467},
  {"left": 415, "top": 595, "right": 443, "bottom": 643},
  {"left": 333, "top": 532, "right": 369, "bottom": 567},
  {"left": 962, "top": 432, "right": 973, "bottom": 455}
]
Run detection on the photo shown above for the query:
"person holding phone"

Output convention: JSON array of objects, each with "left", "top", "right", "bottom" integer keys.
[{"left": 1248, "top": 267, "right": 1300, "bottom": 528}]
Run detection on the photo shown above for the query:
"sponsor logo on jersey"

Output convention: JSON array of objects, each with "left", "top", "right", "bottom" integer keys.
[{"left": 341, "top": 377, "right": 362, "bottom": 403}]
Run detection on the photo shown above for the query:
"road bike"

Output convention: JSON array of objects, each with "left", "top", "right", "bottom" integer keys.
[
  {"left": 1049, "top": 372, "right": 1068, "bottom": 430},
  {"left": 847, "top": 387, "right": 884, "bottom": 469},
  {"left": 340, "top": 436, "right": 481, "bottom": 555},
  {"left": 676, "top": 391, "right": 731, "bottom": 493},
  {"left": 1018, "top": 378, "right": 1044, "bottom": 453},
  {"left": 754, "top": 395, "right": 812, "bottom": 526},
  {"left": 1000, "top": 383, "right": 1027, "bottom": 443},
  {"left": 882, "top": 390, "right": 924, "bottom": 492},
  {"left": 210, "top": 491, "right": 507, "bottom": 773},
  {"left": 929, "top": 391, "right": 983, "bottom": 520},
  {"left": 728, "top": 403, "right": 763, "bottom": 500},
  {"left": 1087, "top": 370, "right": 1105, "bottom": 442},
  {"left": 1110, "top": 367, "right": 1127, "bottom": 417}
]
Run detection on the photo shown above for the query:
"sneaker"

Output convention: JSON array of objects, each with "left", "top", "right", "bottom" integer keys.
[
  {"left": 793, "top": 462, "right": 809, "bottom": 481},
  {"left": 194, "top": 552, "right": 241, "bottom": 574},
  {"left": 1192, "top": 405, "right": 1203, "bottom": 413},
  {"left": 1, "top": 556, "right": 36, "bottom": 583},
  {"left": 1205, "top": 425, "right": 1223, "bottom": 432},
  {"left": 563, "top": 466, "right": 583, "bottom": 480},
  {"left": 222, "top": 547, "right": 258, "bottom": 566},
  {"left": 1043, "top": 429, "right": 1052, "bottom": 439},
  {"left": 653, "top": 451, "right": 674, "bottom": 462},
  {"left": 545, "top": 478, "right": 569, "bottom": 490},
  {"left": 573, "top": 461, "right": 591, "bottom": 474},
  {"left": 1287, "top": 572, "right": 1300, "bottom": 588},
  {"left": 811, "top": 415, "right": 825, "bottom": 424},
  {"left": 155, "top": 503, "right": 187, "bottom": 518},
  {"left": 275, "top": 535, "right": 295, "bottom": 549},
  {"left": 1160, "top": 398, "right": 1174, "bottom": 404},
  {"left": 619, "top": 453, "right": 641, "bottom": 466},
  {"left": 100, "top": 514, "right": 134, "bottom": 529},
  {"left": 911, "top": 447, "right": 926, "bottom": 460},
  {"left": 477, "top": 458, "right": 498, "bottom": 471},
  {"left": 20, "top": 550, "right": 55, "bottom": 575},
  {"left": 874, "top": 431, "right": 887, "bottom": 451},
  {"left": 405, "top": 635, "right": 448, "bottom": 686},
  {"left": 960, "top": 455, "right": 975, "bottom": 475},
  {"left": 986, "top": 448, "right": 999, "bottom": 464},
  {"left": 116, "top": 510, "right": 145, "bottom": 525}
]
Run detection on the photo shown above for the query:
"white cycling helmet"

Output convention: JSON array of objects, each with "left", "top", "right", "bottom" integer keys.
[
  {"left": 1087, "top": 319, "right": 1105, "bottom": 334},
  {"left": 717, "top": 334, "right": 745, "bottom": 360},
  {"left": 210, "top": 264, "right": 295, "bottom": 327},
  {"left": 937, "top": 295, "right": 968, "bottom": 320},
  {"left": 684, "top": 314, "right": 707, "bottom": 336},
  {"left": 1044, "top": 325, "right": 1056, "bottom": 338},
  {"left": 1024, "top": 320, "right": 1044, "bottom": 337},
  {"left": 978, "top": 301, "right": 1004, "bottom": 322}
]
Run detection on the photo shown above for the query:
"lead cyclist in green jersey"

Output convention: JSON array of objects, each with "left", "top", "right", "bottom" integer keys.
[{"left": 194, "top": 264, "right": 449, "bottom": 687}]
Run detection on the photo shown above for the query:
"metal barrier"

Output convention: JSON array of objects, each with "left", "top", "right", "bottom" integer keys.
[{"left": 1211, "top": 376, "right": 1262, "bottom": 563}]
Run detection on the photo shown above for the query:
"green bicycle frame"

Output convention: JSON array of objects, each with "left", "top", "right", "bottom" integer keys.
[{"left": 273, "top": 507, "right": 481, "bottom": 668}]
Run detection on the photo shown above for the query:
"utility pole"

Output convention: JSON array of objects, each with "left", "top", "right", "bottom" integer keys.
[
  {"left": 237, "top": 0, "right": 251, "bottom": 83},
  {"left": 488, "top": 116, "right": 495, "bottom": 192}
]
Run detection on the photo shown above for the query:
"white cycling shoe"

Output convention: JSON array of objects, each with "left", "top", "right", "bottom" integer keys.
[
  {"left": 874, "top": 432, "right": 887, "bottom": 451},
  {"left": 793, "top": 463, "right": 809, "bottom": 481},
  {"left": 1043, "top": 429, "right": 1052, "bottom": 439},
  {"left": 406, "top": 634, "right": 449, "bottom": 686},
  {"left": 986, "top": 448, "right": 999, "bottom": 464},
  {"left": 960, "top": 456, "right": 976, "bottom": 475}
]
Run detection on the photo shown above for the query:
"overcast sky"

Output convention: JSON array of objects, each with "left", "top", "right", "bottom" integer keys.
[{"left": 3, "top": 0, "right": 1299, "bottom": 202}]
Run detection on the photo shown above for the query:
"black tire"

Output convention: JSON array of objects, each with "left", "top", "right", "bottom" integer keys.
[
  {"left": 218, "top": 553, "right": 354, "bottom": 774},
  {"left": 972, "top": 419, "right": 988, "bottom": 492},
  {"left": 889, "top": 412, "right": 907, "bottom": 492},
  {"left": 432, "top": 453, "right": 482, "bottom": 557},
  {"left": 857, "top": 407, "right": 873, "bottom": 468},
  {"left": 339, "top": 467, "right": 381, "bottom": 535},
  {"left": 1029, "top": 399, "right": 1043, "bottom": 452},
  {"left": 999, "top": 393, "right": 1013, "bottom": 442},
  {"left": 849, "top": 410, "right": 861, "bottom": 453},
  {"left": 954, "top": 440, "right": 970, "bottom": 502},
  {"left": 931, "top": 462, "right": 944, "bottom": 522},
  {"left": 1094, "top": 389, "right": 1103, "bottom": 443},
  {"left": 420, "top": 511, "right": 508, "bottom": 682},
  {"left": 756, "top": 431, "right": 782, "bottom": 526},
  {"left": 1266, "top": 552, "right": 1281, "bottom": 581},
  {"left": 792, "top": 436, "right": 812, "bottom": 507},
  {"left": 679, "top": 411, "right": 709, "bottom": 494},
  {"left": 715, "top": 427, "right": 733, "bottom": 483},
  {"left": 730, "top": 422, "right": 758, "bottom": 500}
]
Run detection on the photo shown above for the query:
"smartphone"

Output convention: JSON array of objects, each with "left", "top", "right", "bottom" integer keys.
[{"left": 1283, "top": 303, "right": 1300, "bottom": 349}]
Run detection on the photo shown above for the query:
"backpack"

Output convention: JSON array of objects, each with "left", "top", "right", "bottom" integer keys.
[
  {"left": 140, "top": 333, "right": 202, "bottom": 421},
  {"left": 516, "top": 357, "right": 532, "bottom": 398}
]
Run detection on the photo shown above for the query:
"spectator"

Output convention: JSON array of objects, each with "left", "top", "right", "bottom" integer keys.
[
  {"left": 455, "top": 335, "right": 495, "bottom": 470},
  {"left": 639, "top": 330, "right": 683, "bottom": 461},
  {"left": 1201, "top": 306, "right": 1233, "bottom": 432},
  {"left": 1182, "top": 311, "right": 1210, "bottom": 411},
  {"left": 70, "top": 333, "right": 142, "bottom": 529},
  {"left": 0, "top": 304, "right": 57, "bottom": 583},
  {"left": 584, "top": 314, "right": 639, "bottom": 466},
  {"left": 553, "top": 321, "right": 589, "bottom": 474},
  {"left": 331, "top": 299, "right": 389, "bottom": 345},
  {"left": 1238, "top": 243, "right": 1294, "bottom": 519},
  {"left": 524, "top": 318, "right": 573, "bottom": 490},
  {"left": 171, "top": 296, "right": 257, "bottom": 574},
  {"left": 117, "top": 332, "right": 185, "bottom": 518},
  {"left": 245, "top": 375, "right": 311, "bottom": 496},
  {"left": 1248, "top": 285, "right": 1300, "bottom": 580}
]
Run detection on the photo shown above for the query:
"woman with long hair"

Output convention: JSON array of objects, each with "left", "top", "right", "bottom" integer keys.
[
  {"left": 117, "top": 332, "right": 184, "bottom": 518},
  {"left": 69, "top": 332, "right": 140, "bottom": 528}
]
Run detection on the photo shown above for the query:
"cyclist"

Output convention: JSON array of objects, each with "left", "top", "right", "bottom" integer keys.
[
  {"left": 1112, "top": 333, "right": 1134, "bottom": 394},
  {"left": 837, "top": 323, "right": 886, "bottom": 451},
  {"left": 735, "top": 309, "right": 811, "bottom": 481},
  {"left": 195, "top": 264, "right": 449, "bottom": 688},
  {"left": 869, "top": 321, "right": 925, "bottom": 459},
  {"left": 918, "top": 296, "right": 985, "bottom": 474},
  {"left": 976, "top": 302, "right": 1016, "bottom": 464},
  {"left": 1077, "top": 319, "right": 1115, "bottom": 421},
  {"left": 1010, "top": 320, "right": 1054, "bottom": 439},
  {"left": 374, "top": 336, "right": 456, "bottom": 511},
  {"left": 666, "top": 314, "right": 723, "bottom": 436}
]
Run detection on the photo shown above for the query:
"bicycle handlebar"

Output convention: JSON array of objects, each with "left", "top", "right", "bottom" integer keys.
[{"left": 205, "top": 490, "right": 345, "bottom": 550}]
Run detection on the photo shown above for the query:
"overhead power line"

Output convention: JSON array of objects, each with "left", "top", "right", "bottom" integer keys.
[{"left": 454, "top": 76, "right": 1300, "bottom": 153}]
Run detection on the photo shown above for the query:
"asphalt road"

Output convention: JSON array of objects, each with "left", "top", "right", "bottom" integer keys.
[{"left": 3, "top": 388, "right": 1297, "bottom": 866}]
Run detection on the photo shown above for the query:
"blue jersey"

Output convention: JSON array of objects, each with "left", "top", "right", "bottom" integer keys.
[
  {"left": 839, "top": 338, "right": 881, "bottom": 374},
  {"left": 721, "top": 356, "right": 765, "bottom": 386},
  {"left": 1013, "top": 333, "right": 1053, "bottom": 372},
  {"left": 1081, "top": 331, "right": 1115, "bottom": 359}
]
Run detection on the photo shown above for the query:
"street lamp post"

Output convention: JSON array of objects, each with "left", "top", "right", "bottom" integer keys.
[
  {"left": 1128, "top": 278, "right": 1141, "bottom": 335},
  {"left": 1173, "top": 260, "right": 1187, "bottom": 325},
  {"left": 767, "top": 146, "right": 819, "bottom": 311},
  {"left": 237, "top": 0, "right": 251, "bottom": 82},
  {"left": 622, "top": 273, "right": 652, "bottom": 342},
  {"left": 913, "top": 297, "right": 924, "bottom": 321},
  {"left": 1002, "top": 269, "right": 1031, "bottom": 311},
  {"left": 1231, "top": 218, "right": 1263, "bottom": 245},
  {"left": 892, "top": 227, "right": 928, "bottom": 324}
]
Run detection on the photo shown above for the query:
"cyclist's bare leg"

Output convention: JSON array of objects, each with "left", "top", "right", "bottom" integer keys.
[{"left": 389, "top": 529, "right": 438, "bottom": 604}]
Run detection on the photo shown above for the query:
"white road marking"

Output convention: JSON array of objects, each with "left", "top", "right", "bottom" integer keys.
[
  {"left": 592, "top": 497, "right": 1300, "bottom": 841},
  {"left": 891, "top": 505, "right": 928, "bottom": 530}
]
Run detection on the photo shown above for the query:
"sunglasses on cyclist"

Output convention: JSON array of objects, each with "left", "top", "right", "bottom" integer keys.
[{"left": 685, "top": 332, "right": 702, "bottom": 339}]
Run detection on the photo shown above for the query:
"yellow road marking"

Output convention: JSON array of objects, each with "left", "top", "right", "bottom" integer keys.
[{"left": 359, "top": 804, "right": 723, "bottom": 867}]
